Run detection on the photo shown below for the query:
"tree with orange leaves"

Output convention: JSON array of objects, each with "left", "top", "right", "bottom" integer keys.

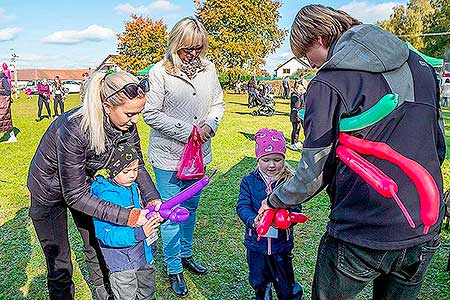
[{"left": 114, "top": 14, "right": 168, "bottom": 73}]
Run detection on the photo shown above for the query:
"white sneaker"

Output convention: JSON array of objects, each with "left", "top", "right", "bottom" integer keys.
[
  {"left": 5, "top": 135, "right": 17, "bottom": 143},
  {"left": 289, "top": 144, "right": 299, "bottom": 151},
  {"left": 295, "top": 141, "right": 303, "bottom": 147}
]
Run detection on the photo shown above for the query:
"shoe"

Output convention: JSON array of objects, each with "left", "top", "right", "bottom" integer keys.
[
  {"left": 168, "top": 273, "right": 188, "bottom": 298},
  {"left": 182, "top": 256, "right": 208, "bottom": 275},
  {"left": 289, "top": 144, "right": 299, "bottom": 151},
  {"left": 5, "top": 135, "right": 17, "bottom": 143},
  {"left": 35, "top": 117, "right": 42, "bottom": 122},
  {"left": 295, "top": 141, "right": 303, "bottom": 147}
]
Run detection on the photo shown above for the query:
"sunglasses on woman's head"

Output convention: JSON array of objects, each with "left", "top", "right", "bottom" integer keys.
[{"left": 104, "top": 78, "right": 150, "bottom": 102}]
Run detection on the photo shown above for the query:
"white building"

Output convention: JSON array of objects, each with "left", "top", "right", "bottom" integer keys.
[
  {"left": 274, "top": 57, "right": 310, "bottom": 78},
  {"left": 96, "top": 54, "right": 122, "bottom": 72}
]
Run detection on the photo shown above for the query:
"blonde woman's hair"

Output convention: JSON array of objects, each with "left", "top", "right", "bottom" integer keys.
[
  {"left": 70, "top": 71, "right": 140, "bottom": 155},
  {"left": 164, "top": 16, "right": 209, "bottom": 72},
  {"left": 290, "top": 4, "right": 361, "bottom": 59}
]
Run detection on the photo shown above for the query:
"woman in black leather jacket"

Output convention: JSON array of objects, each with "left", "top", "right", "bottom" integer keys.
[{"left": 27, "top": 71, "right": 161, "bottom": 300}]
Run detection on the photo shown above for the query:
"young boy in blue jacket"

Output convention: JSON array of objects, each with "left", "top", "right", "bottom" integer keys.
[
  {"left": 91, "top": 143, "right": 162, "bottom": 300},
  {"left": 237, "top": 129, "right": 303, "bottom": 300}
]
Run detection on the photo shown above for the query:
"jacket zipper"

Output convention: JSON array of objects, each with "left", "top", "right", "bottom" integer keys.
[{"left": 268, "top": 237, "right": 272, "bottom": 255}]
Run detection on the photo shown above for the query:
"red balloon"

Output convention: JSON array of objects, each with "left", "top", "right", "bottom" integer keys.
[
  {"left": 256, "top": 209, "right": 275, "bottom": 240},
  {"left": 289, "top": 212, "right": 308, "bottom": 224},
  {"left": 274, "top": 209, "right": 290, "bottom": 229},
  {"left": 339, "top": 133, "right": 440, "bottom": 234}
]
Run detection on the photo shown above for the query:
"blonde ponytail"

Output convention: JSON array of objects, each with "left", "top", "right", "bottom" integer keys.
[{"left": 70, "top": 71, "right": 139, "bottom": 155}]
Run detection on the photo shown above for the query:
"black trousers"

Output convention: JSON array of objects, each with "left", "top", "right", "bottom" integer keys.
[
  {"left": 247, "top": 249, "right": 302, "bottom": 300},
  {"left": 37, "top": 95, "right": 51, "bottom": 118},
  {"left": 53, "top": 94, "right": 64, "bottom": 116},
  {"left": 291, "top": 122, "right": 301, "bottom": 145},
  {"left": 30, "top": 204, "right": 112, "bottom": 300}
]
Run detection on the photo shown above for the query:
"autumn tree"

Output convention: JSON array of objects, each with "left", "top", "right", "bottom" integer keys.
[
  {"left": 378, "top": 0, "right": 434, "bottom": 50},
  {"left": 114, "top": 15, "right": 168, "bottom": 73},
  {"left": 423, "top": 0, "right": 450, "bottom": 57},
  {"left": 195, "top": 0, "right": 287, "bottom": 79}
]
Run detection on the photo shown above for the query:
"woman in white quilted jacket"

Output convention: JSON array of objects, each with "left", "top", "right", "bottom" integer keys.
[{"left": 142, "top": 16, "right": 225, "bottom": 298}]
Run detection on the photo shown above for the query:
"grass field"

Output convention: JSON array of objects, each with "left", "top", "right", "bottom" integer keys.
[{"left": 0, "top": 92, "right": 449, "bottom": 300}]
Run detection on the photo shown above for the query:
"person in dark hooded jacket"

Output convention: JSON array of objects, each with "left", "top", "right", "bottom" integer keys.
[
  {"left": 27, "top": 71, "right": 162, "bottom": 300},
  {"left": 257, "top": 5, "right": 445, "bottom": 300}
]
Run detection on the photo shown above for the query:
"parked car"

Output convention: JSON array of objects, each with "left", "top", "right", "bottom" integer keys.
[{"left": 62, "top": 80, "right": 81, "bottom": 94}]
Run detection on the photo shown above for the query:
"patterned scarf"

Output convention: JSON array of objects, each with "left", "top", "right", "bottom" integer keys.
[{"left": 180, "top": 57, "right": 203, "bottom": 79}]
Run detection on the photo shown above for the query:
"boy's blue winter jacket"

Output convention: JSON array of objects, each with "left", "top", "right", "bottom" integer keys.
[
  {"left": 91, "top": 175, "right": 153, "bottom": 273},
  {"left": 237, "top": 169, "right": 301, "bottom": 255}
]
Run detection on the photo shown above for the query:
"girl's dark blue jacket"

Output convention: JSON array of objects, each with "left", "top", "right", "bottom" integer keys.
[{"left": 237, "top": 169, "right": 301, "bottom": 255}]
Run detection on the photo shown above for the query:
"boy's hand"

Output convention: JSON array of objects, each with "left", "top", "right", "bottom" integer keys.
[
  {"left": 143, "top": 214, "right": 163, "bottom": 237},
  {"left": 134, "top": 209, "right": 150, "bottom": 227}
]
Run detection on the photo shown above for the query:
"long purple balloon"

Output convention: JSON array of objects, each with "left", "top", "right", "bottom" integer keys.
[{"left": 146, "top": 170, "right": 217, "bottom": 221}]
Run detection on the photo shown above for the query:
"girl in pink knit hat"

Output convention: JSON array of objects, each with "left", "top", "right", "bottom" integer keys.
[{"left": 237, "top": 128, "right": 303, "bottom": 300}]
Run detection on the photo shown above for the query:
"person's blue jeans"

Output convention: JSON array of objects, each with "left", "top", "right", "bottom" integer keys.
[
  {"left": 312, "top": 232, "right": 441, "bottom": 300},
  {"left": 153, "top": 167, "right": 203, "bottom": 275}
]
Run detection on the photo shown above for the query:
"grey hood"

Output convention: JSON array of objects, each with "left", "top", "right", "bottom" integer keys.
[{"left": 322, "top": 24, "right": 409, "bottom": 73}]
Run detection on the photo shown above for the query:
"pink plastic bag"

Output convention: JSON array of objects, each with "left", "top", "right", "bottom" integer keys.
[{"left": 176, "top": 126, "right": 205, "bottom": 180}]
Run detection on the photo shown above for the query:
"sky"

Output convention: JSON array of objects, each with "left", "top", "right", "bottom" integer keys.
[{"left": 0, "top": 0, "right": 407, "bottom": 73}]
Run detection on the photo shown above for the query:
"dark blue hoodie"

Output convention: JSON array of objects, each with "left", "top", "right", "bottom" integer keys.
[{"left": 268, "top": 25, "right": 445, "bottom": 250}]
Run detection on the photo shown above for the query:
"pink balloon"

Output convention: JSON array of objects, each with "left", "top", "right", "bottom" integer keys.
[
  {"left": 336, "top": 145, "right": 415, "bottom": 228},
  {"left": 339, "top": 133, "right": 440, "bottom": 234}
]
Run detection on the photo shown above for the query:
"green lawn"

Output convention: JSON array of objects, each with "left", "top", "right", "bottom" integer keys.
[{"left": 0, "top": 92, "right": 449, "bottom": 300}]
